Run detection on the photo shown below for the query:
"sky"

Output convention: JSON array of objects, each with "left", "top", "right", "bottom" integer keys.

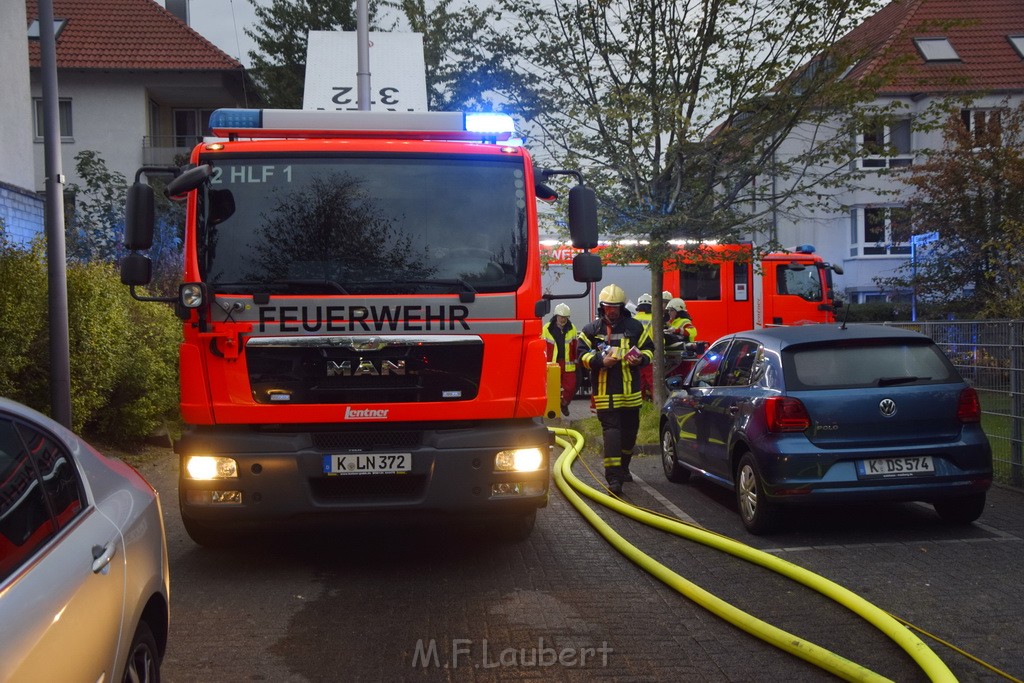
[{"left": 158, "top": 0, "right": 266, "bottom": 67}]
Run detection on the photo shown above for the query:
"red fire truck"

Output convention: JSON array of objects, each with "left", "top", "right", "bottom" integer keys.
[
  {"left": 121, "top": 109, "right": 600, "bottom": 544},
  {"left": 542, "top": 242, "right": 844, "bottom": 343}
]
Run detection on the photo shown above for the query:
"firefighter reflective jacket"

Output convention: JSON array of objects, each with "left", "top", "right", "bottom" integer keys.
[
  {"left": 542, "top": 317, "right": 578, "bottom": 372},
  {"left": 668, "top": 315, "right": 698, "bottom": 342},
  {"left": 578, "top": 311, "right": 655, "bottom": 410}
]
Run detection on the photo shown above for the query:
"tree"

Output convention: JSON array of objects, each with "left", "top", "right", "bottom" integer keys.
[
  {"left": 479, "top": 0, "right": 889, "bottom": 403},
  {"left": 876, "top": 100, "right": 1024, "bottom": 319},
  {"left": 67, "top": 151, "right": 184, "bottom": 298},
  {"left": 245, "top": 0, "right": 359, "bottom": 109}
]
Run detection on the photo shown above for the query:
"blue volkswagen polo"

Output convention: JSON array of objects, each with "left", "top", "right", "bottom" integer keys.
[{"left": 660, "top": 324, "right": 992, "bottom": 534}]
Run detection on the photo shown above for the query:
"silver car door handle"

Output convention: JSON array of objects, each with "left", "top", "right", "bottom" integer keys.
[
  {"left": 729, "top": 405, "right": 740, "bottom": 415},
  {"left": 91, "top": 542, "right": 117, "bottom": 574}
]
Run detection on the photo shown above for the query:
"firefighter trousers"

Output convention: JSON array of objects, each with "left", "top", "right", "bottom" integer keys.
[{"left": 597, "top": 407, "right": 640, "bottom": 484}]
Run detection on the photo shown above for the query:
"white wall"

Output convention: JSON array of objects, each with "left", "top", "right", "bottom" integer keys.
[{"left": 0, "top": 1, "right": 37, "bottom": 190}]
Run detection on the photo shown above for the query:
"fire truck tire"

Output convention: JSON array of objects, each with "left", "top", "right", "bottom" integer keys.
[
  {"left": 494, "top": 510, "right": 537, "bottom": 542},
  {"left": 182, "top": 515, "right": 234, "bottom": 547}
]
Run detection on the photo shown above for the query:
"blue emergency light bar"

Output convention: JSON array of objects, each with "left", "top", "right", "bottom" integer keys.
[{"left": 207, "top": 109, "right": 517, "bottom": 142}]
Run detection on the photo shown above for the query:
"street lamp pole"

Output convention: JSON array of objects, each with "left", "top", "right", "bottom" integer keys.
[{"left": 37, "top": 0, "right": 72, "bottom": 428}]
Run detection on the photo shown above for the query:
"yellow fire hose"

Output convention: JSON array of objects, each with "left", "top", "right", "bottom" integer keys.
[{"left": 549, "top": 427, "right": 958, "bottom": 683}]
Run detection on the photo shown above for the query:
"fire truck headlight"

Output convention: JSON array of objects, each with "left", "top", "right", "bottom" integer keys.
[
  {"left": 185, "top": 455, "right": 238, "bottom": 480},
  {"left": 494, "top": 448, "right": 545, "bottom": 472},
  {"left": 179, "top": 283, "right": 205, "bottom": 309}
]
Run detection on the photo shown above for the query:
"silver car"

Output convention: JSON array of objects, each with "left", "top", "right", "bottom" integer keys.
[{"left": 0, "top": 398, "right": 169, "bottom": 681}]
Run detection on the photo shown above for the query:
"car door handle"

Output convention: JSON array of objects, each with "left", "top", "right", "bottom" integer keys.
[
  {"left": 729, "top": 406, "right": 740, "bottom": 415},
  {"left": 91, "top": 542, "right": 117, "bottom": 574}
]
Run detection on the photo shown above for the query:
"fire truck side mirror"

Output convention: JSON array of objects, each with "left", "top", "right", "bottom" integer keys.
[
  {"left": 124, "top": 182, "right": 155, "bottom": 251},
  {"left": 120, "top": 252, "right": 152, "bottom": 286},
  {"left": 572, "top": 251, "right": 602, "bottom": 283},
  {"left": 568, "top": 185, "right": 598, "bottom": 249},
  {"left": 165, "top": 163, "right": 214, "bottom": 200}
]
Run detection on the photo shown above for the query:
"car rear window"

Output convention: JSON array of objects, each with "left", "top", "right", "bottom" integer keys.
[{"left": 783, "top": 340, "right": 960, "bottom": 390}]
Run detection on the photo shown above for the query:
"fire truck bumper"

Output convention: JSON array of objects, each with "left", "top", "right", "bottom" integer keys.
[{"left": 174, "top": 420, "right": 552, "bottom": 531}]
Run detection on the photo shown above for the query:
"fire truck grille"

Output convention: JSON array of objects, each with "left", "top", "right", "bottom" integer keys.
[
  {"left": 309, "top": 474, "right": 427, "bottom": 501},
  {"left": 245, "top": 337, "right": 484, "bottom": 405},
  {"left": 312, "top": 431, "right": 422, "bottom": 451}
]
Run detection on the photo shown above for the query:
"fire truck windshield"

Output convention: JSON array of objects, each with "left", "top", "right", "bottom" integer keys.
[
  {"left": 195, "top": 155, "right": 528, "bottom": 295},
  {"left": 777, "top": 263, "right": 824, "bottom": 302}
]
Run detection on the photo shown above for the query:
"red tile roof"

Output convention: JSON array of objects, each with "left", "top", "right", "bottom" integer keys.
[
  {"left": 840, "top": 0, "right": 1024, "bottom": 94},
  {"left": 27, "top": 0, "right": 242, "bottom": 71}
]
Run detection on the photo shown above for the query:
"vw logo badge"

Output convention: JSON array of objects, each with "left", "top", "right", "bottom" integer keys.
[{"left": 879, "top": 398, "right": 897, "bottom": 417}]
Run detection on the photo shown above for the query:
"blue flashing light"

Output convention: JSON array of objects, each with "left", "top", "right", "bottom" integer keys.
[
  {"left": 209, "top": 109, "right": 262, "bottom": 129},
  {"left": 464, "top": 112, "right": 516, "bottom": 135},
  {"left": 795, "top": 244, "right": 815, "bottom": 254}
]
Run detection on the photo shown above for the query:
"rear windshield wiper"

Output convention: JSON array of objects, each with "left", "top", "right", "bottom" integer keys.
[{"left": 877, "top": 375, "right": 930, "bottom": 386}]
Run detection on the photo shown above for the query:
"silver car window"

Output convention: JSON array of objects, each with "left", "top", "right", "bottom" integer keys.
[{"left": 0, "top": 419, "right": 55, "bottom": 582}]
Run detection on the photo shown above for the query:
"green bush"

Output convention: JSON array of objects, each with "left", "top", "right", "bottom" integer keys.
[
  {"left": 0, "top": 242, "right": 181, "bottom": 445},
  {"left": 0, "top": 237, "right": 48, "bottom": 401}
]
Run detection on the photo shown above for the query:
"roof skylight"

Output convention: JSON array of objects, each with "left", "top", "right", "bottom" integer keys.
[
  {"left": 914, "top": 37, "right": 960, "bottom": 62},
  {"left": 1009, "top": 35, "right": 1024, "bottom": 59}
]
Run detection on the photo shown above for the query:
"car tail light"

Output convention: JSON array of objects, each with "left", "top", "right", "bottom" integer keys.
[
  {"left": 765, "top": 396, "right": 811, "bottom": 433},
  {"left": 957, "top": 387, "right": 981, "bottom": 423}
]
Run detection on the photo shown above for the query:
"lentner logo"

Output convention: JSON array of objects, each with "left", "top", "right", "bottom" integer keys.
[{"left": 344, "top": 407, "right": 389, "bottom": 420}]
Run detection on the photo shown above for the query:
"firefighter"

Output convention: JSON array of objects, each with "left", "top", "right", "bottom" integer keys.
[
  {"left": 542, "top": 303, "right": 579, "bottom": 417},
  {"left": 666, "top": 297, "right": 698, "bottom": 342},
  {"left": 578, "top": 284, "right": 655, "bottom": 494},
  {"left": 633, "top": 294, "right": 654, "bottom": 400}
]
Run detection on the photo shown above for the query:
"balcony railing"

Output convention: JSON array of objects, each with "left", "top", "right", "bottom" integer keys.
[{"left": 142, "top": 135, "right": 203, "bottom": 166}]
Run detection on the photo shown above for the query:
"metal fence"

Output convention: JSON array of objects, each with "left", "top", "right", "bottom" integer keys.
[{"left": 883, "top": 320, "right": 1024, "bottom": 488}]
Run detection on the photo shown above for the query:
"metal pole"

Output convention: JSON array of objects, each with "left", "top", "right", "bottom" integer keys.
[
  {"left": 356, "top": 0, "right": 370, "bottom": 110},
  {"left": 38, "top": 0, "right": 72, "bottom": 428}
]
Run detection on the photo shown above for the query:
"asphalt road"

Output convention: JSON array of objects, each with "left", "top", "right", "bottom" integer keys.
[{"left": 132, "top": 406, "right": 1024, "bottom": 682}]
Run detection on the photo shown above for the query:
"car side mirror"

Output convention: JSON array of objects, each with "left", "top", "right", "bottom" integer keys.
[{"left": 665, "top": 375, "right": 687, "bottom": 392}]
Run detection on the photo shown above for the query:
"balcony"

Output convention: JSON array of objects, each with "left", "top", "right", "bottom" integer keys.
[{"left": 142, "top": 135, "right": 203, "bottom": 166}]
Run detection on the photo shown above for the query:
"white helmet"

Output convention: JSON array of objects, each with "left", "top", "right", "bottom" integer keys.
[
  {"left": 667, "top": 297, "right": 688, "bottom": 312},
  {"left": 553, "top": 303, "right": 571, "bottom": 317},
  {"left": 662, "top": 291, "right": 672, "bottom": 301},
  {"left": 637, "top": 293, "right": 653, "bottom": 306}
]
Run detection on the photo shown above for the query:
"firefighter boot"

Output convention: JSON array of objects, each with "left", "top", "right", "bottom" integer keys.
[
  {"left": 621, "top": 451, "right": 634, "bottom": 482},
  {"left": 605, "top": 469, "right": 623, "bottom": 495}
]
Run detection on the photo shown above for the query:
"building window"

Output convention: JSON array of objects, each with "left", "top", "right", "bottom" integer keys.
[
  {"left": 857, "top": 118, "right": 912, "bottom": 169},
  {"left": 173, "top": 108, "right": 214, "bottom": 147},
  {"left": 850, "top": 207, "right": 912, "bottom": 256},
  {"left": 960, "top": 108, "right": 1002, "bottom": 146},
  {"left": 32, "top": 98, "right": 72, "bottom": 141}
]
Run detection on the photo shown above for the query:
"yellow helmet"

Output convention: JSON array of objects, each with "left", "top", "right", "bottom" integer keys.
[
  {"left": 599, "top": 284, "right": 627, "bottom": 306},
  {"left": 553, "top": 303, "right": 571, "bottom": 317},
  {"left": 667, "top": 297, "right": 688, "bottom": 312}
]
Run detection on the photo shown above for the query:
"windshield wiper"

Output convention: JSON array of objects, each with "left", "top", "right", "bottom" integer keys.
[
  {"left": 211, "top": 280, "right": 349, "bottom": 296},
  {"left": 273, "top": 279, "right": 349, "bottom": 294},
  {"left": 877, "top": 375, "right": 929, "bottom": 386},
  {"left": 351, "top": 279, "right": 477, "bottom": 303}
]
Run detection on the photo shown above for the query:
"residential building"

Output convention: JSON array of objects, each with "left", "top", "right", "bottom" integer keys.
[
  {"left": 21, "top": 0, "right": 256, "bottom": 242},
  {"left": 0, "top": 0, "right": 42, "bottom": 246},
  {"left": 757, "top": 0, "right": 1024, "bottom": 304}
]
